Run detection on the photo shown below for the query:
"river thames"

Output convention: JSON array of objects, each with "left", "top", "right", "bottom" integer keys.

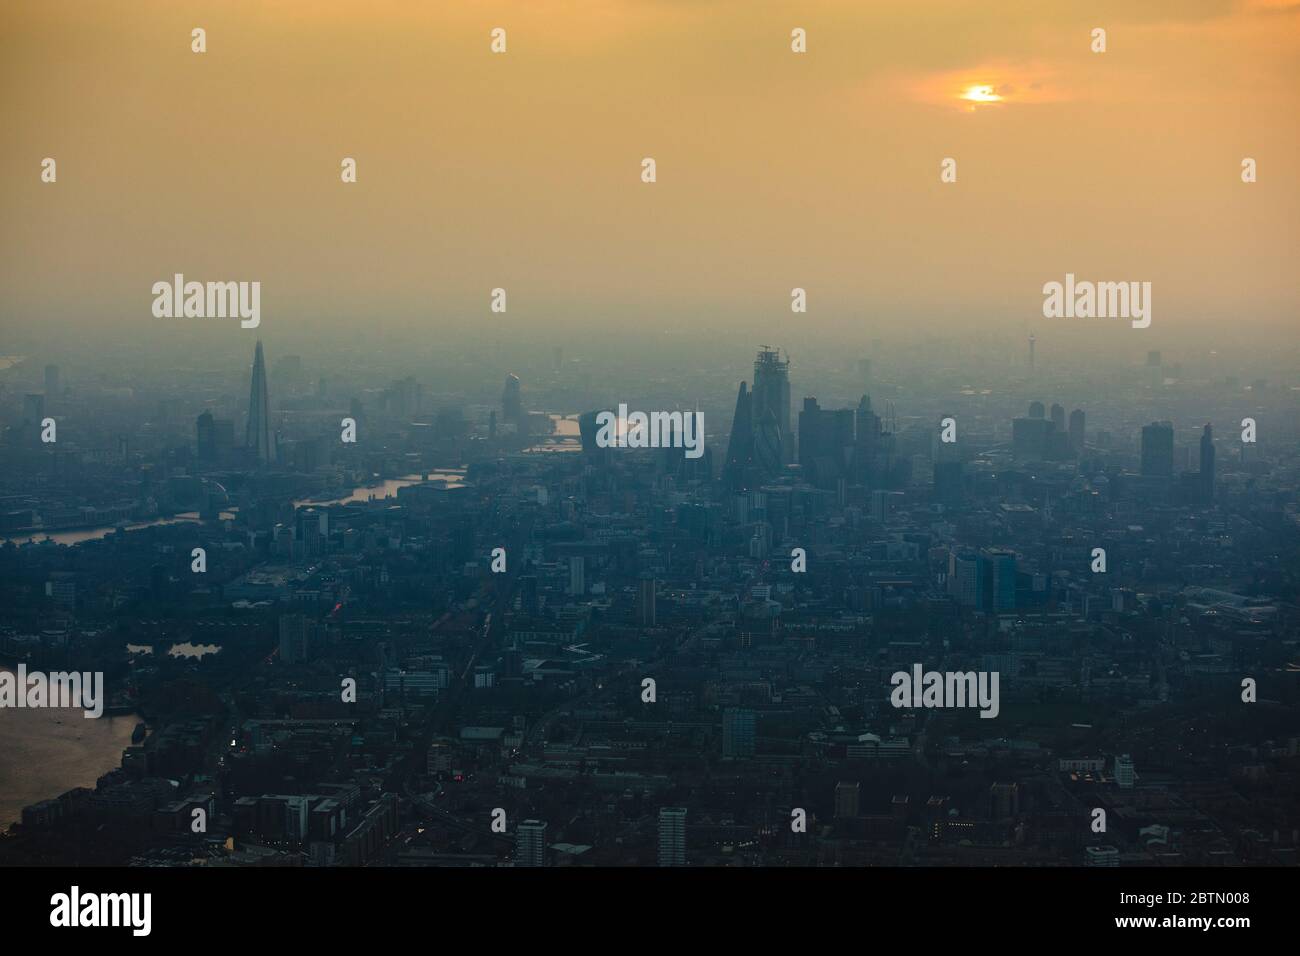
[
  {"left": 0, "top": 667, "right": 139, "bottom": 830},
  {"left": 0, "top": 472, "right": 473, "bottom": 825}
]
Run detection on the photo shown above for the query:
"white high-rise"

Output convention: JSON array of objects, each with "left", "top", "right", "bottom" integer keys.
[
  {"left": 658, "top": 807, "right": 686, "bottom": 866},
  {"left": 1115, "top": 754, "right": 1135, "bottom": 789},
  {"left": 516, "top": 819, "right": 547, "bottom": 867}
]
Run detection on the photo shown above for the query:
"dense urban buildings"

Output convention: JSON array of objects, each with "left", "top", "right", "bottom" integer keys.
[{"left": 1, "top": 332, "right": 1297, "bottom": 870}]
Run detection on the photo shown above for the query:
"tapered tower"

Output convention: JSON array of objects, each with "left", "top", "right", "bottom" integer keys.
[{"left": 245, "top": 340, "right": 275, "bottom": 463}]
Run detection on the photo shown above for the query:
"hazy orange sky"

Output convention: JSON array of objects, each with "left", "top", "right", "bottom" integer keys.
[{"left": 2, "top": 0, "right": 1297, "bottom": 346}]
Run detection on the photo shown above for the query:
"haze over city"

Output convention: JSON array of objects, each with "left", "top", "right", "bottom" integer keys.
[
  {"left": 2, "top": 0, "right": 1298, "bottom": 347},
  {"left": 0, "top": 2, "right": 1297, "bottom": 934}
]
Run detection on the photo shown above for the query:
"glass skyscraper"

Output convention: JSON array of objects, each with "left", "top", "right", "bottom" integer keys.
[{"left": 245, "top": 340, "right": 275, "bottom": 464}]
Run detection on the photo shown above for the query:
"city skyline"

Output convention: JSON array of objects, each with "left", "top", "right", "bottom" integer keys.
[{"left": 1, "top": 2, "right": 1296, "bottom": 930}]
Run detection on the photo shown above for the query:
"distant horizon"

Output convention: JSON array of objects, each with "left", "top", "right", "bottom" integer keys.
[{"left": 3, "top": 319, "right": 1298, "bottom": 380}]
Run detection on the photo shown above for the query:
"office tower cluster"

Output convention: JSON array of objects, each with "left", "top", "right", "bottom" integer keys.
[
  {"left": 1139, "top": 420, "right": 1216, "bottom": 503},
  {"left": 725, "top": 347, "right": 899, "bottom": 493},
  {"left": 1012, "top": 400, "right": 1085, "bottom": 460},
  {"left": 724, "top": 347, "right": 793, "bottom": 488}
]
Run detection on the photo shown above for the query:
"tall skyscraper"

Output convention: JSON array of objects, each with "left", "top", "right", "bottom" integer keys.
[
  {"left": 278, "top": 614, "right": 310, "bottom": 665},
  {"left": 297, "top": 508, "right": 327, "bottom": 556},
  {"left": 502, "top": 373, "right": 522, "bottom": 424},
  {"left": 949, "top": 551, "right": 984, "bottom": 607},
  {"left": 724, "top": 348, "right": 793, "bottom": 485},
  {"left": 722, "top": 382, "right": 755, "bottom": 490},
  {"left": 1050, "top": 403, "right": 1066, "bottom": 433},
  {"left": 1140, "top": 421, "right": 1174, "bottom": 477},
  {"left": 568, "top": 556, "right": 585, "bottom": 596},
  {"left": 516, "top": 819, "right": 547, "bottom": 867},
  {"left": 1012, "top": 417, "right": 1051, "bottom": 459},
  {"left": 245, "top": 340, "right": 275, "bottom": 464},
  {"left": 853, "top": 394, "right": 882, "bottom": 484},
  {"left": 637, "top": 573, "right": 656, "bottom": 626},
  {"left": 1199, "top": 423, "right": 1215, "bottom": 500},
  {"left": 798, "top": 397, "right": 855, "bottom": 486},
  {"left": 753, "top": 405, "right": 784, "bottom": 476},
  {"left": 657, "top": 807, "right": 686, "bottom": 866},
  {"left": 1114, "top": 754, "right": 1135, "bottom": 789},
  {"left": 196, "top": 411, "right": 216, "bottom": 464},
  {"left": 722, "top": 708, "right": 756, "bottom": 759},
  {"left": 834, "top": 781, "right": 860, "bottom": 819},
  {"left": 1028, "top": 401, "right": 1045, "bottom": 419},
  {"left": 751, "top": 347, "right": 792, "bottom": 467},
  {"left": 985, "top": 550, "right": 1017, "bottom": 612},
  {"left": 1068, "top": 408, "right": 1085, "bottom": 452},
  {"left": 215, "top": 418, "right": 235, "bottom": 463}
]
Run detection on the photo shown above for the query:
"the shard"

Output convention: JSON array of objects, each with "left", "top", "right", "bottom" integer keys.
[{"left": 245, "top": 339, "right": 275, "bottom": 464}]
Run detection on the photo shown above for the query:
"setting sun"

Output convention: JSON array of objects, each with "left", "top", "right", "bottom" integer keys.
[{"left": 960, "top": 84, "right": 1002, "bottom": 103}]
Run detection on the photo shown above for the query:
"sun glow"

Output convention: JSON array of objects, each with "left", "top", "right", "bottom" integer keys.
[{"left": 960, "top": 84, "right": 1002, "bottom": 103}]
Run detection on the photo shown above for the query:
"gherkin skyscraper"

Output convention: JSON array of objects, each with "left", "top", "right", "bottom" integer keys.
[{"left": 245, "top": 340, "right": 275, "bottom": 464}]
